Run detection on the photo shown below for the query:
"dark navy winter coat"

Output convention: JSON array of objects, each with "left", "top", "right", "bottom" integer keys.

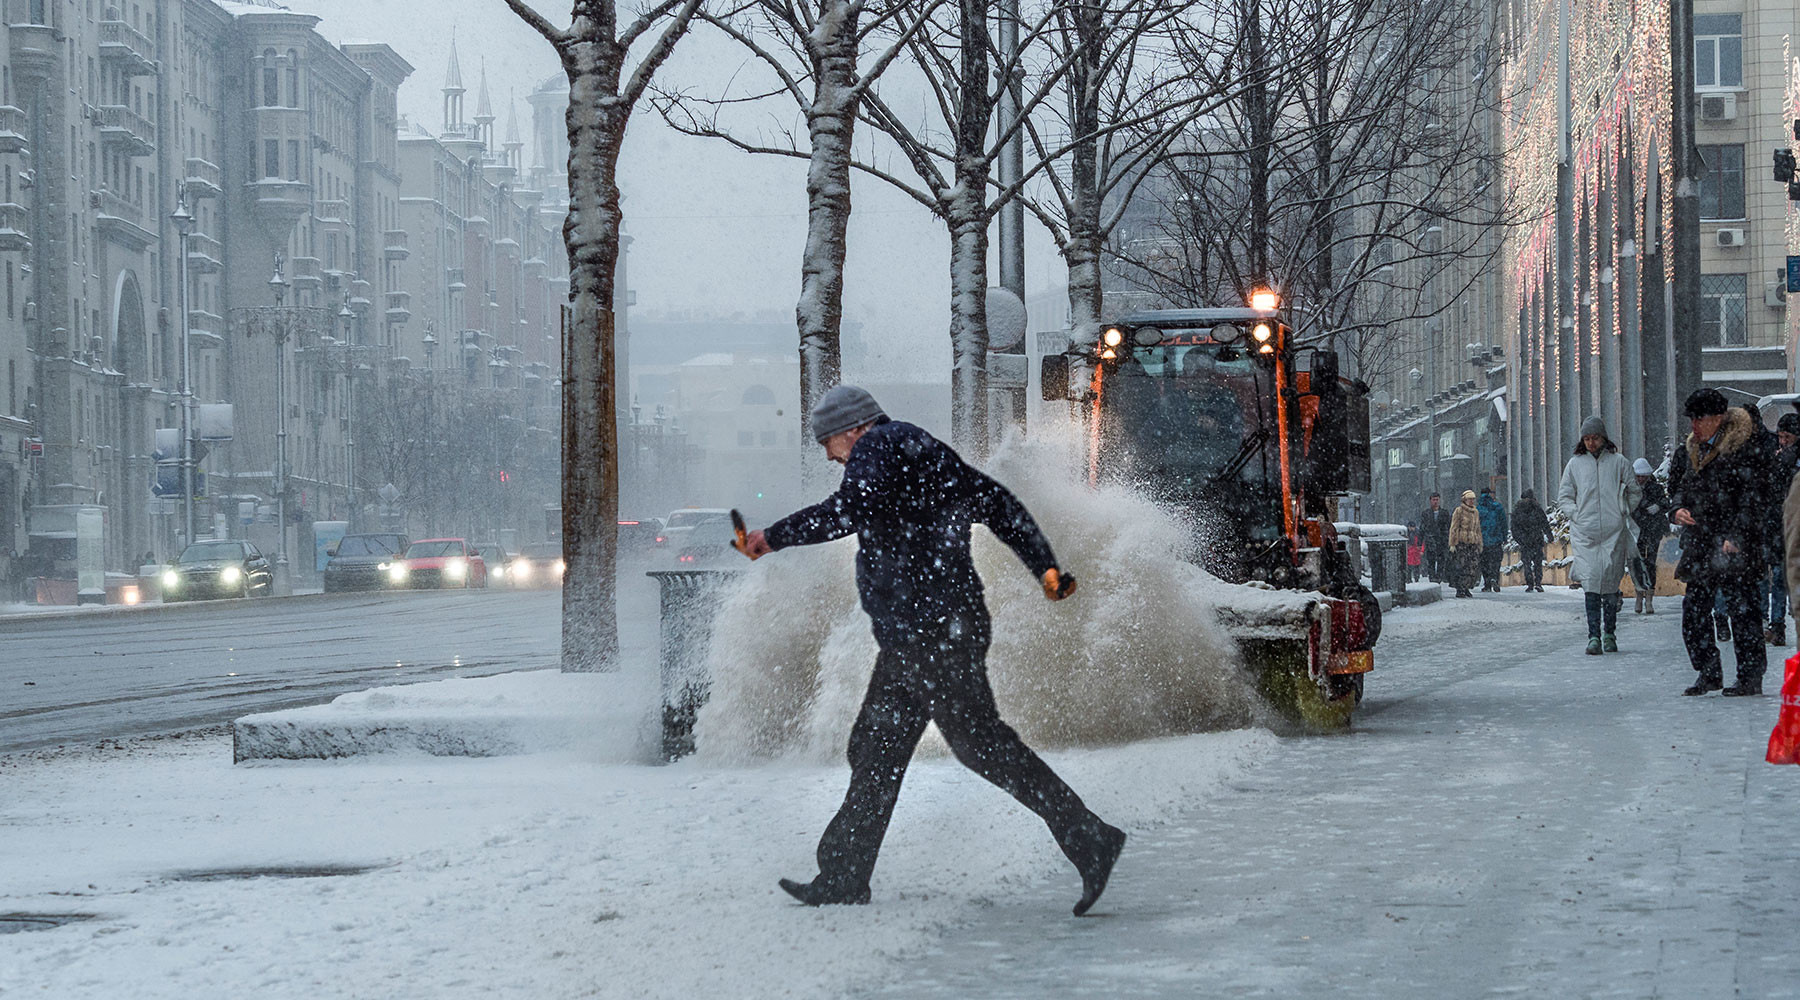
[{"left": 763, "top": 418, "right": 1058, "bottom": 647}]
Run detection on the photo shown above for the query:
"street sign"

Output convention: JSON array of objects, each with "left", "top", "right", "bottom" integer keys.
[{"left": 1787, "top": 255, "right": 1800, "bottom": 294}]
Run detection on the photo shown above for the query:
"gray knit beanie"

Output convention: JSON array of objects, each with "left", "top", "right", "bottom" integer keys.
[
  {"left": 810, "top": 384, "right": 885, "bottom": 442},
  {"left": 1579, "top": 415, "right": 1607, "bottom": 439}
]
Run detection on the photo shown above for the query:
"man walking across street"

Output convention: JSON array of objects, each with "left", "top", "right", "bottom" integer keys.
[
  {"left": 1558, "top": 416, "right": 1639, "bottom": 655},
  {"left": 1629, "top": 458, "right": 1668, "bottom": 615},
  {"left": 1477, "top": 487, "right": 1509, "bottom": 592},
  {"left": 1668, "top": 388, "right": 1770, "bottom": 696},
  {"left": 740, "top": 385, "right": 1127, "bottom": 915},
  {"left": 1511, "top": 488, "right": 1550, "bottom": 593},
  {"left": 1449, "top": 490, "right": 1483, "bottom": 599},
  {"left": 1419, "top": 493, "right": 1451, "bottom": 583}
]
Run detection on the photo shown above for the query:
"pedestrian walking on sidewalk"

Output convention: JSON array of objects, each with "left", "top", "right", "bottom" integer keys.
[
  {"left": 1668, "top": 388, "right": 1770, "bottom": 696},
  {"left": 1764, "top": 412, "right": 1800, "bottom": 645},
  {"left": 1420, "top": 494, "right": 1451, "bottom": 582},
  {"left": 1557, "top": 416, "right": 1640, "bottom": 655},
  {"left": 740, "top": 384, "right": 1126, "bottom": 915},
  {"left": 1405, "top": 523, "right": 1424, "bottom": 583},
  {"left": 1449, "top": 490, "right": 1483, "bottom": 599},
  {"left": 1512, "top": 489, "right": 1550, "bottom": 592},
  {"left": 1629, "top": 458, "right": 1668, "bottom": 615},
  {"left": 1477, "top": 487, "right": 1509, "bottom": 591}
]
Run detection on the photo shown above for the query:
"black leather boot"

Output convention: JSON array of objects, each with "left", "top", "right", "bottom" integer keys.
[
  {"left": 1683, "top": 675, "right": 1724, "bottom": 696},
  {"left": 778, "top": 876, "right": 871, "bottom": 906},
  {"left": 1722, "top": 680, "right": 1764, "bottom": 697},
  {"left": 1068, "top": 822, "right": 1127, "bottom": 916}
]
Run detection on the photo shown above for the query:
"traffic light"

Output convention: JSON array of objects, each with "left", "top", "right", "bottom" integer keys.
[{"left": 1775, "top": 148, "right": 1795, "bottom": 183}]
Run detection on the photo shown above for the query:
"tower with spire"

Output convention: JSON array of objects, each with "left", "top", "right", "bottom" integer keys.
[
  {"left": 442, "top": 31, "right": 465, "bottom": 135},
  {"left": 475, "top": 59, "right": 496, "bottom": 155},
  {"left": 504, "top": 93, "right": 524, "bottom": 174}
]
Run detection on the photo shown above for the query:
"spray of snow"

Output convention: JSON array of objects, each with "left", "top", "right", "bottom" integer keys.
[{"left": 695, "top": 422, "right": 1259, "bottom": 763}]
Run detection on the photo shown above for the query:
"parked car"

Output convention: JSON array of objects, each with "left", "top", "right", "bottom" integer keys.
[
  {"left": 662, "top": 508, "right": 731, "bottom": 549},
  {"left": 673, "top": 521, "right": 742, "bottom": 567},
  {"left": 390, "top": 538, "right": 488, "bottom": 590},
  {"left": 322, "top": 533, "right": 410, "bottom": 593},
  {"left": 508, "top": 542, "right": 565, "bottom": 587},
  {"left": 618, "top": 518, "right": 664, "bottom": 553},
  {"left": 162, "top": 540, "right": 274, "bottom": 601}
]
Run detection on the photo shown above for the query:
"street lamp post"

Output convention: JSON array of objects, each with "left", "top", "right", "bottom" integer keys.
[
  {"left": 171, "top": 191, "right": 195, "bottom": 545},
  {"left": 270, "top": 256, "right": 292, "bottom": 596},
  {"left": 340, "top": 296, "right": 356, "bottom": 529}
]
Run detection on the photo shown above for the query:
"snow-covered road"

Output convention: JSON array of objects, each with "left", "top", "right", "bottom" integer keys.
[{"left": 2, "top": 588, "right": 1795, "bottom": 998}]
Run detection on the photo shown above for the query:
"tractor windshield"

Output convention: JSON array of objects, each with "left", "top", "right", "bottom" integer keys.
[{"left": 1097, "top": 341, "right": 1274, "bottom": 491}]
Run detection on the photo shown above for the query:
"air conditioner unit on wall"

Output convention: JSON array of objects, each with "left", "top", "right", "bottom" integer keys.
[
  {"left": 1767, "top": 282, "right": 1787, "bottom": 308},
  {"left": 1717, "top": 228, "right": 1747, "bottom": 248},
  {"left": 1700, "top": 93, "right": 1738, "bottom": 121}
]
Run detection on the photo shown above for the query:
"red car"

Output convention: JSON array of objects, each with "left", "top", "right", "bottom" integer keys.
[{"left": 390, "top": 538, "right": 489, "bottom": 590}]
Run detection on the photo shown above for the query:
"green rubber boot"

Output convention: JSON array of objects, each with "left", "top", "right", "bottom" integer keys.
[
  {"left": 1602, "top": 633, "right": 1618, "bottom": 653},
  {"left": 1586, "top": 638, "right": 1603, "bottom": 656}
]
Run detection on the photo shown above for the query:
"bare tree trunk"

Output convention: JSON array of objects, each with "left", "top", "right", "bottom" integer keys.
[
  {"left": 1245, "top": 0, "right": 1270, "bottom": 284},
  {"left": 949, "top": 0, "right": 995, "bottom": 461},
  {"left": 1062, "top": 0, "right": 1105, "bottom": 333},
  {"left": 797, "top": 3, "right": 860, "bottom": 487}
]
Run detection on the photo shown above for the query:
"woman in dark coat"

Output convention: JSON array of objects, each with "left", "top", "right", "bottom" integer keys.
[
  {"left": 1511, "top": 489, "right": 1551, "bottom": 593},
  {"left": 1629, "top": 457, "right": 1669, "bottom": 614}
]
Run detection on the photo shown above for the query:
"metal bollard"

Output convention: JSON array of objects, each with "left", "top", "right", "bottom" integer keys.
[{"left": 646, "top": 569, "right": 739, "bottom": 761}]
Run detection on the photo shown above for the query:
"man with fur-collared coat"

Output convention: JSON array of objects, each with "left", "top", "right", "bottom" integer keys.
[{"left": 1668, "top": 388, "right": 1772, "bottom": 696}]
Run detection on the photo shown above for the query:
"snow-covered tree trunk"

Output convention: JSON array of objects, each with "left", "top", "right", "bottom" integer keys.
[
  {"left": 1061, "top": 0, "right": 1105, "bottom": 336},
  {"left": 503, "top": 0, "right": 703, "bottom": 673},
  {"left": 796, "top": 2, "right": 860, "bottom": 488},
  {"left": 947, "top": 193, "right": 990, "bottom": 461}
]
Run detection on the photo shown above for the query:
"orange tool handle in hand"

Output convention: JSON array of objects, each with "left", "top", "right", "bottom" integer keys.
[{"left": 1042, "top": 567, "right": 1077, "bottom": 601}]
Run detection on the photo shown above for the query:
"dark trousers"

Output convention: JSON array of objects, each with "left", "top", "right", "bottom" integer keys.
[
  {"left": 1520, "top": 545, "right": 1544, "bottom": 589},
  {"left": 1424, "top": 547, "right": 1446, "bottom": 582},
  {"left": 1480, "top": 545, "right": 1503, "bottom": 589},
  {"left": 1584, "top": 591, "right": 1621, "bottom": 638},
  {"left": 812, "top": 629, "right": 1098, "bottom": 892},
  {"left": 1682, "top": 578, "right": 1767, "bottom": 685}
]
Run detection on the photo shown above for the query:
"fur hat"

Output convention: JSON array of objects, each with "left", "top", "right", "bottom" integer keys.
[
  {"left": 810, "top": 384, "right": 885, "bottom": 442},
  {"left": 1778, "top": 412, "right": 1800, "bottom": 436},
  {"left": 1684, "top": 388, "right": 1729, "bottom": 418},
  {"left": 1460, "top": 489, "right": 1476, "bottom": 502}
]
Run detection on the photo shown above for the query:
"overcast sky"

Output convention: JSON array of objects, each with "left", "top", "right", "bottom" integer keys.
[{"left": 287, "top": 0, "right": 1072, "bottom": 382}]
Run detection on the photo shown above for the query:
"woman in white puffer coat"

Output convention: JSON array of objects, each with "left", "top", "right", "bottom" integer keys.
[{"left": 1558, "top": 415, "right": 1641, "bottom": 655}]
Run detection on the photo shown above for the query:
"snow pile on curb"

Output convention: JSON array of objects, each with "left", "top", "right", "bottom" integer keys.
[{"left": 232, "top": 670, "right": 659, "bottom": 763}]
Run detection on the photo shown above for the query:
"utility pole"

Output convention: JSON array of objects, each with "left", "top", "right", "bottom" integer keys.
[
  {"left": 1670, "top": 0, "right": 1702, "bottom": 399},
  {"left": 172, "top": 191, "right": 196, "bottom": 545}
]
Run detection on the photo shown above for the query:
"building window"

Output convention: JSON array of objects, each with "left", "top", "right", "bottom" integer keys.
[
  {"left": 263, "top": 65, "right": 278, "bottom": 107},
  {"left": 1699, "top": 145, "right": 1745, "bottom": 219},
  {"left": 1700, "top": 273, "right": 1748, "bottom": 347},
  {"left": 287, "top": 139, "right": 299, "bottom": 181},
  {"left": 264, "top": 139, "right": 279, "bottom": 179},
  {"left": 1695, "top": 14, "right": 1743, "bottom": 89},
  {"left": 760, "top": 431, "right": 777, "bottom": 447},
  {"left": 737, "top": 430, "right": 754, "bottom": 447}
]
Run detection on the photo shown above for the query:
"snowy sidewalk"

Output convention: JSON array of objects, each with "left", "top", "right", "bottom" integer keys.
[{"left": 864, "top": 589, "right": 1800, "bottom": 999}]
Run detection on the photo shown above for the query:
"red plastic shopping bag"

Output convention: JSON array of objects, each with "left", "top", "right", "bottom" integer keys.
[{"left": 1767, "top": 652, "right": 1800, "bottom": 765}]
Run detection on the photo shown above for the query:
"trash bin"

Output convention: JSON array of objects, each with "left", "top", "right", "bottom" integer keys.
[
  {"left": 646, "top": 569, "right": 739, "bottom": 761},
  {"left": 1366, "top": 538, "right": 1408, "bottom": 594}
]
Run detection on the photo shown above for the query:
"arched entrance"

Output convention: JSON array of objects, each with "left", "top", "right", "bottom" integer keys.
[{"left": 111, "top": 271, "right": 148, "bottom": 382}]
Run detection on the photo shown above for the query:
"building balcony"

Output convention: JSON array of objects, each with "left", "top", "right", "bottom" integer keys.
[
  {"left": 183, "top": 157, "right": 222, "bottom": 199},
  {"left": 314, "top": 198, "right": 350, "bottom": 224},
  {"left": 446, "top": 267, "right": 466, "bottom": 292},
  {"left": 93, "top": 104, "right": 156, "bottom": 156},
  {"left": 245, "top": 178, "right": 312, "bottom": 224},
  {"left": 0, "top": 105, "right": 27, "bottom": 154},
  {"left": 0, "top": 202, "right": 28, "bottom": 252},
  {"left": 8, "top": 23, "right": 61, "bottom": 82},
  {"left": 465, "top": 215, "right": 490, "bottom": 236},
  {"left": 185, "top": 231, "right": 223, "bottom": 274},
  {"left": 289, "top": 255, "right": 322, "bottom": 287},
  {"left": 522, "top": 257, "right": 547, "bottom": 278},
  {"left": 383, "top": 229, "right": 409, "bottom": 260},
  {"left": 98, "top": 17, "right": 157, "bottom": 76},
  {"left": 93, "top": 189, "right": 154, "bottom": 250},
  {"left": 187, "top": 310, "right": 224, "bottom": 337},
  {"left": 385, "top": 290, "right": 411, "bottom": 324}
]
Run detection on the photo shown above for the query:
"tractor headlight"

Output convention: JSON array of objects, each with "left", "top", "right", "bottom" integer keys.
[
  {"left": 219, "top": 566, "right": 243, "bottom": 586},
  {"left": 1101, "top": 327, "right": 1124, "bottom": 348},
  {"left": 445, "top": 558, "right": 467, "bottom": 580},
  {"left": 1252, "top": 322, "right": 1273, "bottom": 343}
]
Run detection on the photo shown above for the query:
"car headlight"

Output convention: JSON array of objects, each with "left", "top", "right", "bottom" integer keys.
[
  {"left": 161, "top": 569, "right": 180, "bottom": 588},
  {"left": 554, "top": 559, "right": 566, "bottom": 577},
  {"left": 388, "top": 563, "right": 408, "bottom": 582},
  {"left": 220, "top": 566, "right": 243, "bottom": 585},
  {"left": 445, "top": 558, "right": 467, "bottom": 579},
  {"left": 512, "top": 562, "right": 531, "bottom": 581}
]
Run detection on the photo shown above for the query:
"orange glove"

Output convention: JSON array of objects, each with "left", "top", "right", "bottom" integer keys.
[{"left": 1042, "top": 567, "right": 1077, "bottom": 601}]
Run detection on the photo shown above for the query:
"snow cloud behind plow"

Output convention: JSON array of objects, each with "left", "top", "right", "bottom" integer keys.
[{"left": 695, "top": 428, "right": 1259, "bottom": 763}]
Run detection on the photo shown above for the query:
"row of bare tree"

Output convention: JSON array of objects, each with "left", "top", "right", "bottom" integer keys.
[{"left": 501, "top": 0, "right": 1511, "bottom": 671}]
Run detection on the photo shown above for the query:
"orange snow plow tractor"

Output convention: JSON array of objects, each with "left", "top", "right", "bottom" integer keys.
[{"left": 1041, "top": 297, "right": 1378, "bottom": 730}]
